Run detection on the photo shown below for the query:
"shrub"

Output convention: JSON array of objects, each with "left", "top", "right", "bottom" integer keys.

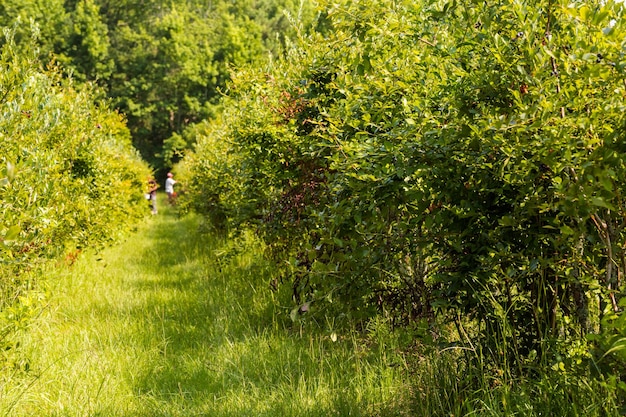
[
  {"left": 182, "top": 0, "right": 626, "bottom": 377},
  {"left": 0, "top": 26, "right": 151, "bottom": 350}
]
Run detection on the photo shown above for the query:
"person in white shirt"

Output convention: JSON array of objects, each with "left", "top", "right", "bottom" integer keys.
[{"left": 165, "top": 172, "right": 177, "bottom": 205}]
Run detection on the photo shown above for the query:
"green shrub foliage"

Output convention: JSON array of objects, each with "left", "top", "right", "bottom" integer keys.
[
  {"left": 181, "top": 0, "right": 626, "bottom": 368},
  {"left": 0, "top": 28, "right": 150, "bottom": 298}
]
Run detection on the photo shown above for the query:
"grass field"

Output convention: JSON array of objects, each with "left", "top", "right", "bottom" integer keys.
[
  {"left": 1, "top": 196, "right": 623, "bottom": 416},
  {"left": 0, "top": 197, "right": 411, "bottom": 416}
]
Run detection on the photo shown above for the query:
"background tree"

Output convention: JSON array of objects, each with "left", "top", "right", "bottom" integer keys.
[
  {"left": 0, "top": 0, "right": 69, "bottom": 56},
  {"left": 0, "top": 0, "right": 322, "bottom": 173},
  {"left": 55, "top": 0, "right": 114, "bottom": 83}
]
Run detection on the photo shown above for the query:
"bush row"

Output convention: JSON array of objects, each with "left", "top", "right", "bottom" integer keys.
[
  {"left": 0, "top": 28, "right": 151, "bottom": 334},
  {"left": 179, "top": 0, "right": 626, "bottom": 380}
]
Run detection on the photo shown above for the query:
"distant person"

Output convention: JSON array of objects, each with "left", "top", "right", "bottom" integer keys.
[
  {"left": 165, "top": 172, "right": 177, "bottom": 205},
  {"left": 148, "top": 178, "right": 159, "bottom": 214}
]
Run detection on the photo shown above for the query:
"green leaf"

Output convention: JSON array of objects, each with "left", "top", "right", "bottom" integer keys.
[
  {"left": 590, "top": 197, "right": 615, "bottom": 210},
  {"left": 289, "top": 306, "right": 299, "bottom": 322},
  {"left": 582, "top": 53, "right": 597, "bottom": 61},
  {"left": 600, "top": 176, "right": 613, "bottom": 192},
  {"left": 592, "top": 10, "right": 610, "bottom": 26},
  {"left": 6, "top": 161, "right": 15, "bottom": 182},
  {"left": 4, "top": 225, "right": 21, "bottom": 241},
  {"left": 579, "top": 5, "right": 591, "bottom": 20},
  {"left": 601, "top": 337, "right": 626, "bottom": 360}
]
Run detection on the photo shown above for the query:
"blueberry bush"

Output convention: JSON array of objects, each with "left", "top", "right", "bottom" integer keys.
[
  {"left": 180, "top": 0, "right": 626, "bottom": 385},
  {"left": 0, "top": 27, "right": 151, "bottom": 351}
]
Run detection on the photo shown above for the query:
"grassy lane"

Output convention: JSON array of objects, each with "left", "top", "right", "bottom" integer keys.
[{"left": 0, "top": 198, "right": 411, "bottom": 417}]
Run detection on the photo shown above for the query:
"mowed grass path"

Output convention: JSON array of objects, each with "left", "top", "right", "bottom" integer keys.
[{"left": 1, "top": 198, "right": 410, "bottom": 417}]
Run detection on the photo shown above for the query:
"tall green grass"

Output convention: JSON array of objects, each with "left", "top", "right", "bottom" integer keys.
[
  {"left": 406, "top": 346, "right": 622, "bottom": 417},
  {"left": 0, "top": 197, "right": 411, "bottom": 416}
]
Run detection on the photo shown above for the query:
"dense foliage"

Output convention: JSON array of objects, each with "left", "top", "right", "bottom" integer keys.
[
  {"left": 0, "top": 28, "right": 150, "bottom": 348},
  {"left": 0, "top": 0, "right": 321, "bottom": 172},
  {"left": 179, "top": 0, "right": 626, "bottom": 389},
  {"left": 2, "top": 0, "right": 626, "bottom": 412}
]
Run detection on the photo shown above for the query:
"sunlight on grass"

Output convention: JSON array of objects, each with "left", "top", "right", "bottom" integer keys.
[
  {"left": 1, "top": 198, "right": 618, "bottom": 416},
  {"left": 0, "top": 198, "right": 410, "bottom": 416}
]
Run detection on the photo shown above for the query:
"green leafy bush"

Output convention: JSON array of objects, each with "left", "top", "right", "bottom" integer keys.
[
  {"left": 0, "top": 27, "right": 151, "bottom": 349},
  {"left": 182, "top": 0, "right": 626, "bottom": 377}
]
